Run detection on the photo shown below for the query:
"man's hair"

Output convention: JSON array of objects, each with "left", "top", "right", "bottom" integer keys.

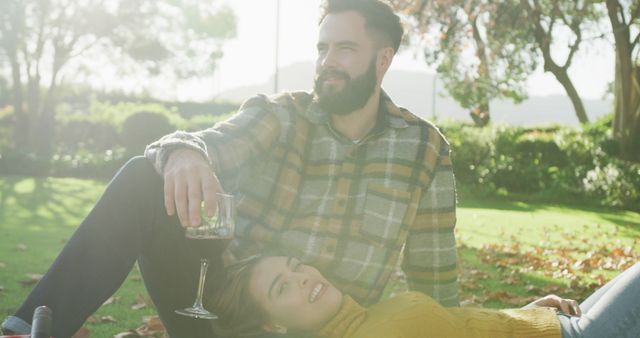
[
  {"left": 208, "top": 255, "right": 269, "bottom": 337},
  {"left": 319, "top": 0, "right": 403, "bottom": 53}
]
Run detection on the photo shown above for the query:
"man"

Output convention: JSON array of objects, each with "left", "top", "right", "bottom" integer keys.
[{"left": 2, "top": 0, "right": 458, "bottom": 337}]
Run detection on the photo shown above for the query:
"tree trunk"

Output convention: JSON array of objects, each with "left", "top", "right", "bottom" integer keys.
[
  {"left": 551, "top": 67, "right": 590, "bottom": 124},
  {"left": 33, "top": 59, "right": 62, "bottom": 161},
  {"left": 470, "top": 14, "right": 492, "bottom": 127},
  {"left": 521, "top": 0, "right": 589, "bottom": 125},
  {"left": 470, "top": 103, "right": 490, "bottom": 127},
  {"left": 9, "top": 53, "right": 29, "bottom": 149},
  {"left": 612, "top": 58, "right": 640, "bottom": 161},
  {"left": 606, "top": 0, "right": 640, "bottom": 162}
]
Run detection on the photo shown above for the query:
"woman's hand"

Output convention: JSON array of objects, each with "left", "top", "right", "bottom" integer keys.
[{"left": 524, "top": 294, "right": 582, "bottom": 317}]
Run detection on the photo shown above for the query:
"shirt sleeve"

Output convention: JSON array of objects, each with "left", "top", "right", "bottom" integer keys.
[
  {"left": 144, "top": 94, "right": 282, "bottom": 179},
  {"left": 401, "top": 136, "right": 460, "bottom": 307}
]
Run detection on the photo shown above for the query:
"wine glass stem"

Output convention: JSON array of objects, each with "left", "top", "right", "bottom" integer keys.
[{"left": 192, "top": 258, "right": 209, "bottom": 309}]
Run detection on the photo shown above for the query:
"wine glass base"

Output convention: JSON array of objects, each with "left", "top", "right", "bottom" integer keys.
[{"left": 175, "top": 307, "right": 218, "bottom": 319}]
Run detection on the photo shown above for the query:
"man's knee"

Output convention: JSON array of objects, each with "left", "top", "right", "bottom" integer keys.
[
  {"left": 120, "top": 156, "right": 157, "bottom": 176},
  {"left": 108, "top": 156, "right": 163, "bottom": 195}
]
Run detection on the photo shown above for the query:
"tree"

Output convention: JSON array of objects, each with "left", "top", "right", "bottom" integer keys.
[
  {"left": 392, "top": 0, "right": 598, "bottom": 125},
  {"left": 604, "top": 0, "right": 640, "bottom": 161},
  {"left": 519, "top": 0, "right": 600, "bottom": 124},
  {"left": 0, "top": 0, "right": 236, "bottom": 160},
  {"left": 392, "top": 0, "right": 538, "bottom": 126}
]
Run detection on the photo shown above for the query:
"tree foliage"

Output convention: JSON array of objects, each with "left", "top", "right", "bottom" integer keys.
[
  {"left": 391, "top": 0, "right": 538, "bottom": 126},
  {"left": 391, "top": 0, "right": 598, "bottom": 126},
  {"left": 0, "top": 0, "right": 236, "bottom": 159}
]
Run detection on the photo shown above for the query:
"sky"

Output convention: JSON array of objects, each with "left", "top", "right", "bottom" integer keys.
[{"left": 177, "top": 0, "right": 615, "bottom": 102}]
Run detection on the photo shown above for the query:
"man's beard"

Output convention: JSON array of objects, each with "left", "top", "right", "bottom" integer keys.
[{"left": 314, "top": 60, "right": 377, "bottom": 116}]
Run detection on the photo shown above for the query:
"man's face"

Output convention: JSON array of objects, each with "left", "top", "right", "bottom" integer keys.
[{"left": 314, "top": 11, "right": 379, "bottom": 115}]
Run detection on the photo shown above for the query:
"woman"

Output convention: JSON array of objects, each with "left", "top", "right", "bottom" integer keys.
[{"left": 210, "top": 256, "right": 640, "bottom": 338}]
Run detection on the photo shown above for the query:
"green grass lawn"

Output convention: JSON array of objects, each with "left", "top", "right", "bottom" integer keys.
[
  {"left": 1, "top": 176, "right": 638, "bottom": 337},
  {"left": 455, "top": 194, "right": 639, "bottom": 308}
]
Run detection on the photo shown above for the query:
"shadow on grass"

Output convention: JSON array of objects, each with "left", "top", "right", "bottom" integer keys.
[
  {"left": 458, "top": 193, "right": 538, "bottom": 212},
  {"left": 599, "top": 213, "right": 640, "bottom": 229},
  {"left": 458, "top": 191, "right": 640, "bottom": 236},
  {"left": 0, "top": 176, "right": 103, "bottom": 229}
]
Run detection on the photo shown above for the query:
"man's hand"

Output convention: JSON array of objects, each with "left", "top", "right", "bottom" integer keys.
[
  {"left": 524, "top": 294, "right": 582, "bottom": 317},
  {"left": 163, "top": 148, "right": 223, "bottom": 227}
]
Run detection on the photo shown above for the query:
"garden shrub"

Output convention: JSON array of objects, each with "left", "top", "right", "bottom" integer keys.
[
  {"left": 56, "top": 119, "right": 119, "bottom": 152},
  {"left": 119, "top": 111, "right": 177, "bottom": 155},
  {"left": 441, "top": 115, "right": 639, "bottom": 211},
  {"left": 185, "top": 112, "right": 234, "bottom": 131},
  {"left": 0, "top": 97, "right": 236, "bottom": 178}
]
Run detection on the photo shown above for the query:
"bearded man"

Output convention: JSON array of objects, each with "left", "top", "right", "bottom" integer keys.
[{"left": 3, "top": 1, "right": 459, "bottom": 337}]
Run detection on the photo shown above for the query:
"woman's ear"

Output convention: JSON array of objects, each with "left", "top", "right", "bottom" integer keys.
[{"left": 263, "top": 323, "right": 288, "bottom": 334}]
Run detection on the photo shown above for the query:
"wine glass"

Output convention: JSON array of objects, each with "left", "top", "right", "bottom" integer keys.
[{"left": 175, "top": 193, "right": 235, "bottom": 319}]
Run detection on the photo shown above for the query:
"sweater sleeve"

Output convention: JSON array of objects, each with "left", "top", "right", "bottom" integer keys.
[
  {"left": 401, "top": 131, "right": 459, "bottom": 307},
  {"left": 144, "top": 94, "right": 282, "bottom": 178}
]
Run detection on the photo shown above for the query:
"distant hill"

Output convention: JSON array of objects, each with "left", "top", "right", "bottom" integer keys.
[{"left": 216, "top": 62, "right": 612, "bottom": 127}]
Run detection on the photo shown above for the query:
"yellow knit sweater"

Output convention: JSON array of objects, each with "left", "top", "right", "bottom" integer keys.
[{"left": 315, "top": 292, "right": 562, "bottom": 338}]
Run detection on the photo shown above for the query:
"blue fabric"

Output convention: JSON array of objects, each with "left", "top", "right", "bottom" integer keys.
[
  {"left": 1, "top": 315, "right": 31, "bottom": 334},
  {"left": 559, "top": 263, "right": 640, "bottom": 338}
]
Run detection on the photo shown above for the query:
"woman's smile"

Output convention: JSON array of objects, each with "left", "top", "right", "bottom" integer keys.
[{"left": 309, "top": 282, "right": 326, "bottom": 303}]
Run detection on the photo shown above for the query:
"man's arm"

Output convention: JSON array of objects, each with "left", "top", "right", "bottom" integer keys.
[
  {"left": 401, "top": 140, "right": 460, "bottom": 307},
  {"left": 144, "top": 95, "right": 281, "bottom": 227}
]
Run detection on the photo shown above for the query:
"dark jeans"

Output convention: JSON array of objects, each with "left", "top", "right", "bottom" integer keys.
[{"left": 10, "top": 157, "right": 225, "bottom": 338}]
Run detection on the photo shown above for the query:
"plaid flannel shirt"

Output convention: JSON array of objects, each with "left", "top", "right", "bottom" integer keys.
[{"left": 145, "top": 91, "right": 459, "bottom": 306}]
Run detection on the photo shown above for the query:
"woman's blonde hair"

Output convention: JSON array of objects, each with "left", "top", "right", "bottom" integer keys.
[{"left": 208, "top": 255, "right": 270, "bottom": 337}]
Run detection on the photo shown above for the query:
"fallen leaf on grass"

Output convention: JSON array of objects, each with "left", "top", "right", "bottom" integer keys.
[
  {"left": 114, "top": 316, "right": 166, "bottom": 338},
  {"left": 103, "top": 296, "right": 120, "bottom": 306},
  {"left": 20, "top": 273, "right": 43, "bottom": 286},
  {"left": 136, "top": 316, "right": 165, "bottom": 335},
  {"left": 131, "top": 294, "right": 148, "bottom": 310},
  {"left": 114, "top": 330, "right": 142, "bottom": 338},
  {"left": 87, "top": 315, "right": 117, "bottom": 324},
  {"left": 539, "top": 284, "right": 563, "bottom": 295},
  {"left": 484, "top": 290, "right": 536, "bottom": 306},
  {"left": 16, "top": 244, "right": 28, "bottom": 251},
  {"left": 131, "top": 303, "right": 146, "bottom": 310},
  {"left": 72, "top": 326, "right": 90, "bottom": 338},
  {"left": 460, "top": 294, "right": 487, "bottom": 307}
]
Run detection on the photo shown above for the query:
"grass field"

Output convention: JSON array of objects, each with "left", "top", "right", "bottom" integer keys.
[{"left": 1, "top": 176, "right": 638, "bottom": 337}]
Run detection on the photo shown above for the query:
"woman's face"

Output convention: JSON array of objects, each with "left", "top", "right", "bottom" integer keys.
[{"left": 248, "top": 256, "right": 344, "bottom": 332}]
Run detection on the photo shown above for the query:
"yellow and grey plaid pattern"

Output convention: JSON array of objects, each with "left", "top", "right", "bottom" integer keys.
[{"left": 146, "top": 91, "right": 459, "bottom": 306}]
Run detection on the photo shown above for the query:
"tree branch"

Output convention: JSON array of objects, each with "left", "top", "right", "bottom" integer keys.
[
  {"left": 563, "top": 28, "right": 582, "bottom": 70},
  {"left": 631, "top": 32, "right": 640, "bottom": 51},
  {"left": 618, "top": 2, "right": 627, "bottom": 27}
]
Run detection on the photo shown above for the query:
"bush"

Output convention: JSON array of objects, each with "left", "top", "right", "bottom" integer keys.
[
  {"left": 119, "top": 111, "right": 176, "bottom": 155},
  {"left": 442, "top": 115, "right": 639, "bottom": 211},
  {"left": 185, "top": 112, "right": 234, "bottom": 131},
  {"left": 56, "top": 119, "right": 119, "bottom": 152},
  {"left": 0, "top": 96, "right": 237, "bottom": 178}
]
